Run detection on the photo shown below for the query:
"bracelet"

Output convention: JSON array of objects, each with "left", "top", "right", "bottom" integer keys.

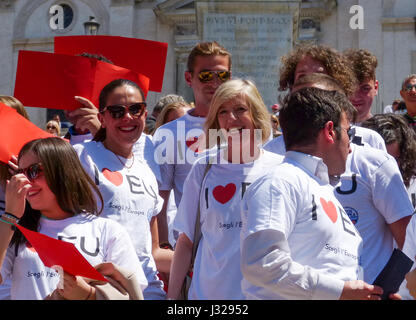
[
  {"left": 85, "top": 286, "right": 93, "bottom": 300},
  {"left": 0, "top": 218, "right": 14, "bottom": 226},
  {"left": 3, "top": 212, "right": 20, "bottom": 224}
]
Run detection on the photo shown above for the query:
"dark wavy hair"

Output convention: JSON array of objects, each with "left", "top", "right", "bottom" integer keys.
[
  {"left": 279, "top": 43, "right": 357, "bottom": 97},
  {"left": 362, "top": 114, "right": 416, "bottom": 187}
]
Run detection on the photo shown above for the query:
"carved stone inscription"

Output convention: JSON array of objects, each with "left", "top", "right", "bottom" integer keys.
[{"left": 203, "top": 13, "right": 293, "bottom": 107}]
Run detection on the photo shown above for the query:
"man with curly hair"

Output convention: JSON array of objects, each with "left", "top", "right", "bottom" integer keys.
[
  {"left": 278, "top": 43, "right": 357, "bottom": 97},
  {"left": 344, "top": 49, "right": 379, "bottom": 124}
]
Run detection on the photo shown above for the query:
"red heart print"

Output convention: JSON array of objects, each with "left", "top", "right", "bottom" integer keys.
[
  {"left": 213, "top": 183, "right": 237, "bottom": 204},
  {"left": 186, "top": 137, "right": 199, "bottom": 153},
  {"left": 320, "top": 198, "right": 338, "bottom": 223},
  {"left": 102, "top": 168, "right": 123, "bottom": 186}
]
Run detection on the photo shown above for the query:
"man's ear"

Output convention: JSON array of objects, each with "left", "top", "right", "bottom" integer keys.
[
  {"left": 185, "top": 71, "right": 193, "bottom": 87},
  {"left": 374, "top": 80, "right": 379, "bottom": 94},
  {"left": 323, "top": 121, "right": 336, "bottom": 143},
  {"left": 400, "top": 90, "right": 406, "bottom": 100}
]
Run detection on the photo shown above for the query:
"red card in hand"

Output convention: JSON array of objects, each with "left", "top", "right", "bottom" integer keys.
[
  {"left": 0, "top": 103, "right": 53, "bottom": 164},
  {"left": 54, "top": 35, "right": 168, "bottom": 92},
  {"left": 13, "top": 50, "right": 150, "bottom": 111},
  {"left": 15, "top": 224, "right": 107, "bottom": 282}
]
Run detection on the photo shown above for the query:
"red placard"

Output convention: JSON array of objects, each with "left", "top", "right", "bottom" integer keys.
[
  {"left": 0, "top": 103, "right": 53, "bottom": 164},
  {"left": 15, "top": 224, "right": 107, "bottom": 282},
  {"left": 54, "top": 35, "right": 168, "bottom": 92},
  {"left": 13, "top": 50, "right": 150, "bottom": 111}
]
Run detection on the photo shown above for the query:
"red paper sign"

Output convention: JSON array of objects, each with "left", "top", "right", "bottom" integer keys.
[
  {"left": 13, "top": 50, "right": 150, "bottom": 111},
  {"left": 0, "top": 103, "right": 53, "bottom": 164},
  {"left": 54, "top": 35, "right": 168, "bottom": 92},
  {"left": 16, "top": 224, "right": 107, "bottom": 282}
]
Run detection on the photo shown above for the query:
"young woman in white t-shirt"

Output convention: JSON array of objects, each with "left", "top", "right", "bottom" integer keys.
[
  {"left": 167, "top": 79, "right": 283, "bottom": 299},
  {"left": 0, "top": 137, "right": 146, "bottom": 300},
  {"left": 74, "top": 79, "right": 172, "bottom": 299}
]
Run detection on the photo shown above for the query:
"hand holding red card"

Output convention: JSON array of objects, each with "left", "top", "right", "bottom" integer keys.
[
  {"left": 15, "top": 224, "right": 108, "bottom": 282},
  {"left": 0, "top": 103, "right": 53, "bottom": 164},
  {"left": 14, "top": 50, "right": 150, "bottom": 111}
]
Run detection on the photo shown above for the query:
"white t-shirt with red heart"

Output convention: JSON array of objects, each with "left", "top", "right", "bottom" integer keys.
[
  {"left": 240, "top": 151, "right": 363, "bottom": 300},
  {"left": 73, "top": 141, "right": 165, "bottom": 300},
  {"left": 173, "top": 149, "right": 283, "bottom": 299}
]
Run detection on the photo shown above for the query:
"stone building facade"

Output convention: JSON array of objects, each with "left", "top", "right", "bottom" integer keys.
[{"left": 0, "top": 0, "right": 415, "bottom": 127}]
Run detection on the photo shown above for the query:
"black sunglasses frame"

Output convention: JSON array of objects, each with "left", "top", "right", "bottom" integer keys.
[
  {"left": 101, "top": 103, "right": 147, "bottom": 119},
  {"left": 17, "top": 163, "right": 43, "bottom": 182}
]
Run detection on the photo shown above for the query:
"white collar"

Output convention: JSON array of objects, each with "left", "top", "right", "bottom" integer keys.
[{"left": 285, "top": 151, "right": 330, "bottom": 184}]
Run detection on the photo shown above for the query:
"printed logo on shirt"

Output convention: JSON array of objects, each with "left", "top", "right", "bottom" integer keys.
[
  {"left": 344, "top": 206, "right": 359, "bottom": 225},
  {"left": 213, "top": 183, "right": 236, "bottom": 204},
  {"left": 102, "top": 168, "right": 123, "bottom": 186},
  {"left": 185, "top": 136, "right": 200, "bottom": 153},
  {"left": 57, "top": 235, "right": 100, "bottom": 257}
]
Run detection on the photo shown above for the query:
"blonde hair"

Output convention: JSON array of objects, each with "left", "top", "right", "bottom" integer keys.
[
  {"left": 204, "top": 79, "right": 271, "bottom": 147},
  {"left": 46, "top": 120, "right": 61, "bottom": 136},
  {"left": 153, "top": 101, "right": 192, "bottom": 134}
]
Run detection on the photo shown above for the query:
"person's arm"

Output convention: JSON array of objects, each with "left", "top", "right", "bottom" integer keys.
[
  {"left": 150, "top": 216, "right": 174, "bottom": 274},
  {"left": 0, "top": 174, "right": 31, "bottom": 284},
  {"left": 157, "top": 190, "right": 172, "bottom": 245},
  {"left": 389, "top": 216, "right": 412, "bottom": 249},
  {"left": 241, "top": 229, "right": 384, "bottom": 300},
  {"left": 167, "top": 233, "right": 192, "bottom": 299}
]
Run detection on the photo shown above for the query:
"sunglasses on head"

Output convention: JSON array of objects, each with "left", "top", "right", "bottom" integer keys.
[
  {"left": 101, "top": 102, "right": 147, "bottom": 119},
  {"left": 197, "top": 70, "right": 231, "bottom": 83},
  {"left": 17, "top": 163, "right": 43, "bottom": 182}
]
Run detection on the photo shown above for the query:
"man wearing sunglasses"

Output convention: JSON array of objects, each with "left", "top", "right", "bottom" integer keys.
[
  {"left": 400, "top": 74, "right": 416, "bottom": 133},
  {"left": 153, "top": 41, "right": 232, "bottom": 244}
]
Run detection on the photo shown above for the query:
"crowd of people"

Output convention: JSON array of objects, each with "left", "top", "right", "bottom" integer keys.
[{"left": 1, "top": 40, "right": 416, "bottom": 300}]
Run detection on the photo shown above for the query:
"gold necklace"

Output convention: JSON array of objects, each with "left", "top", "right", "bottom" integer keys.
[{"left": 114, "top": 152, "right": 135, "bottom": 169}]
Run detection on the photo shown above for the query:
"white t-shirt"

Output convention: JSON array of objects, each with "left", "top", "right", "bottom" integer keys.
[
  {"left": 174, "top": 149, "right": 283, "bottom": 299},
  {"left": 333, "top": 144, "right": 413, "bottom": 283},
  {"left": 240, "top": 151, "right": 363, "bottom": 300},
  {"left": 0, "top": 214, "right": 147, "bottom": 300},
  {"left": 398, "top": 215, "right": 416, "bottom": 300},
  {"left": 153, "top": 110, "right": 207, "bottom": 207},
  {"left": 264, "top": 125, "right": 386, "bottom": 155},
  {"left": 73, "top": 141, "right": 165, "bottom": 300}
]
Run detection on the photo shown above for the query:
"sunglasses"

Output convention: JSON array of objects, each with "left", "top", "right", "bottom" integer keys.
[
  {"left": 17, "top": 163, "right": 43, "bottom": 182},
  {"left": 405, "top": 84, "right": 416, "bottom": 92},
  {"left": 46, "top": 126, "right": 57, "bottom": 130},
  {"left": 101, "top": 102, "right": 146, "bottom": 119},
  {"left": 197, "top": 70, "right": 231, "bottom": 83}
]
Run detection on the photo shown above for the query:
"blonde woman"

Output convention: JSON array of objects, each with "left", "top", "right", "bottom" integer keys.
[
  {"left": 45, "top": 120, "right": 60, "bottom": 136},
  {"left": 167, "top": 79, "right": 283, "bottom": 299}
]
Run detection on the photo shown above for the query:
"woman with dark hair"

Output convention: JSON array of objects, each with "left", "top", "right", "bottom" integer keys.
[
  {"left": 73, "top": 78, "right": 171, "bottom": 300},
  {"left": 362, "top": 114, "right": 416, "bottom": 199},
  {"left": 0, "top": 137, "right": 146, "bottom": 299}
]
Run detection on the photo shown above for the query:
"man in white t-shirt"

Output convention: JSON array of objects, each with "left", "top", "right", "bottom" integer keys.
[
  {"left": 153, "top": 41, "right": 232, "bottom": 244},
  {"left": 241, "top": 87, "right": 385, "bottom": 300}
]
